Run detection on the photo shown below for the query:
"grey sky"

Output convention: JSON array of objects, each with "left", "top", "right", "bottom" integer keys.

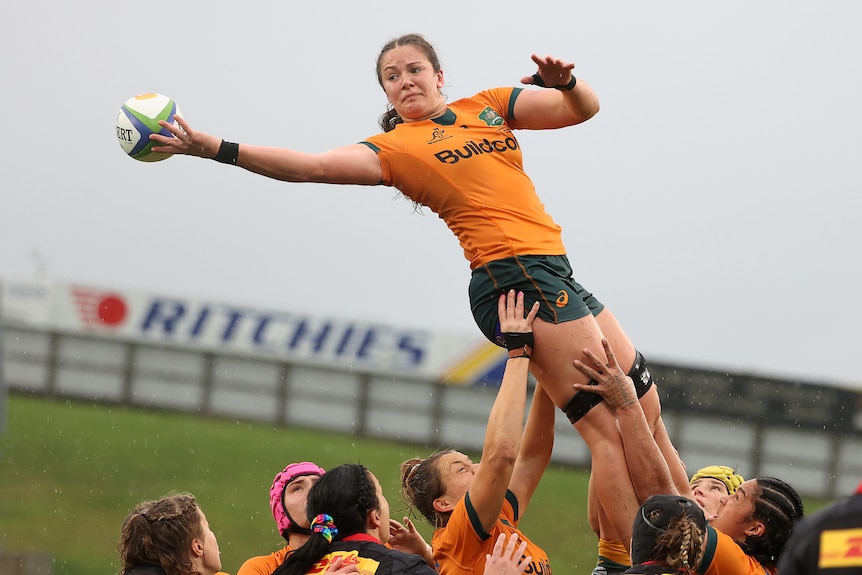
[{"left": 3, "top": 1, "right": 860, "bottom": 388}]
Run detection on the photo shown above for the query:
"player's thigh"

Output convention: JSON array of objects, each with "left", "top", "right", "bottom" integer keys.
[
  {"left": 530, "top": 315, "right": 608, "bottom": 409},
  {"left": 593, "top": 307, "right": 636, "bottom": 372}
]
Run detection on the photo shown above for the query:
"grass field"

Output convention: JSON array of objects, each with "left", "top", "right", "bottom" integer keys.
[{"left": 0, "top": 394, "right": 598, "bottom": 575}]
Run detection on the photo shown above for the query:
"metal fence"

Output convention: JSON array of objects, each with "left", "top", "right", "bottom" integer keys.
[{"left": 3, "top": 322, "right": 861, "bottom": 499}]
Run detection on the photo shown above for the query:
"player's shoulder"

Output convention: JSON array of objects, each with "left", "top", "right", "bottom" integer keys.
[
  {"left": 236, "top": 546, "right": 290, "bottom": 575},
  {"left": 455, "top": 87, "right": 517, "bottom": 106}
]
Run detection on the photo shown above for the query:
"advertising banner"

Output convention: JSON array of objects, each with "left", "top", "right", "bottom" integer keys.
[{"left": 1, "top": 278, "right": 509, "bottom": 386}]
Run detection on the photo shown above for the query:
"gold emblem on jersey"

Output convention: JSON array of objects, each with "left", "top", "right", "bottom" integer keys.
[
  {"left": 556, "top": 290, "right": 569, "bottom": 308},
  {"left": 427, "top": 127, "right": 452, "bottom": 144},
  {"left": 478, "top": 107, "right": 504, "bottom": 126}
]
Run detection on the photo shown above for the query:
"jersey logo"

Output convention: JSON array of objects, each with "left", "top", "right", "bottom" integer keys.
[
  {"left": 433, "top": 136, "right": 519, "bottom": 164},
  {"left": 819, "top": 528, "right": 862, "bottom": 568},
  {"left": 478, "top": 107, "right": 504, "bottom": 126},
  {"left": 555, "top": 290, "right": 569, "bottom": 308},
  {"left": 308, "top": 551, "right": 381, "bottom": 574},
  {"left": 427, "top": 127, "right": 452, "bottom": 144}
]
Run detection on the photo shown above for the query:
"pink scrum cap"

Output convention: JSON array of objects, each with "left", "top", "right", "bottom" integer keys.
[{"left": 269, "top": 462, "right": 326, "bottom": 537}]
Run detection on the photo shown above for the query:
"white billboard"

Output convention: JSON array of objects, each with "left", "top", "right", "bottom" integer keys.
[{"left": 0, "top": 277, "right": 509, "bottom": 386}]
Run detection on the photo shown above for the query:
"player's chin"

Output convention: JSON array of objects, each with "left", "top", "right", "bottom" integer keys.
[{"left": 398, "top": 102, "right": 430, "bottom": 119}]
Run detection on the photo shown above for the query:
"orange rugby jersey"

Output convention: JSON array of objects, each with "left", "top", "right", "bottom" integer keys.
[
  {"left": 697, "top": 526, "right": 773, "bottom": 575},
  {"left": 236, "top": 544, "right": 292, "bottom": 575},
  {"left": 362, "top": 87, "right": 565, "bottom": 269},
  {"left": 431, "top": 490, "right": 550, "bottom": 575}
]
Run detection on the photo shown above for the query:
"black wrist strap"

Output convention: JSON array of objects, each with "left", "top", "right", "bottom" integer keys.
[
  {"left": 503, "top": 332, "right": 534, "bottom": 350},
  {"left": 212, "top": 140, "right": 239, "bottom": 165},
  {"left": 501, "top": 303, "right": 535, "bottom": 357},
  {"left": 531, "top": 73, "right": 577, "bottom": 91}
]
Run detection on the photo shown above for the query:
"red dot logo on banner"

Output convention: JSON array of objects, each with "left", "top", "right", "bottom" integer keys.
[
  {"left": 71, "top": 287, "right": 129, "bottom": 328},
  {"left": 97, "top": 295, "right": 127, "bottom": 326}
]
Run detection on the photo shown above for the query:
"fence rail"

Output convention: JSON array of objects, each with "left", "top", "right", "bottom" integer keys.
[{"left": 3, "top": 323, "right": 860, "bottom": 499}]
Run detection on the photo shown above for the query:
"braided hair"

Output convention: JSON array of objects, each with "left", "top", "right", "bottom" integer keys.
[
  {"left": 118, "top": 493, "right": 204, "bottom": 575},
  {"left": 653, "top": 515, "right": 705, "bottom": 575},
  {"left": 274, "top": 464, "right": 381, "bottom": 575},
  {"left": 740, "top": 477, "right": 804, "bottom": 570}
]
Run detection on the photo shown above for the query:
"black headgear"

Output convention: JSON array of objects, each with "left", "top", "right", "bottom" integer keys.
[{"left": 631, "top": 495, "right": 707, "bottom": 564}]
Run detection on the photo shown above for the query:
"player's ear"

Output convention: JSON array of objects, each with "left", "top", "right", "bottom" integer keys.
[
  {"left": 190, "top": 537, "right": 204, "bottom": 559},
  {"left": 368, "top": 508, "right": 381, "bottom": 530},
  {"left": 745, "top": 521, "right": 766, "bottom": 538},
  {"left": 432, "top": 496, "right": 453, "bottom": 514}
]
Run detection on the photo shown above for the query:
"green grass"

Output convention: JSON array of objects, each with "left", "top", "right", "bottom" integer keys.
[{"left": 0, "top": 394, "right": 597, "bottom": 575}]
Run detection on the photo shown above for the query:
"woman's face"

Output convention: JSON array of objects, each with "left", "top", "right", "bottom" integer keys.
[
  {"left": 283, "top": 474, "right": 321, "bottom": 530},
  {"left": 369, "top": 472, "right": 391, "bottom": 543},
  {"left": 435, "top": 451, "right": 478, "bottom": 510},
  {"left": 690, "top": 477, "right": 730, "bottom": 519},
  {"left": 709, "top": 479, "right": 764, "bottom": 542},
  {"left": 197, "top": 510, "right": 222, "bottom": 575},
  {"left": 379, "top": 45, "right": 445, "bottom": 122}
]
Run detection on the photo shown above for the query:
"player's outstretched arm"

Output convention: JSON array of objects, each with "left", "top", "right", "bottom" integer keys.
[{"left": 149, "top": 114, "right": 383, "bottom": 186}]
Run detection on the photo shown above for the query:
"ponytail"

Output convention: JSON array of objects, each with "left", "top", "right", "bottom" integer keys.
[
  {"left": 380, "top": 107, "right": 403, "bottom": 132},
  {"left": 275, "top": 464, "right": 380, "bottom": 575},
  {"left": 654, "top": 515, "right": 705, "bottom": 574}
]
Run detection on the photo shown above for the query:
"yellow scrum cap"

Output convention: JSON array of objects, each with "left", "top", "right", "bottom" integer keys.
[{"left": 690, "top": 465, "right": 745, "bottom": 495}]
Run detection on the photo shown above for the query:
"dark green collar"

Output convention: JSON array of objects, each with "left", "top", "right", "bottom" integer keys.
[{"left": 432, "top": 108, "right": 457, "bottom": 126}]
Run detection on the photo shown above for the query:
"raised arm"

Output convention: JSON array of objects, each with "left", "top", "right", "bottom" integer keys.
[
  {"left": 507, "top": 383, "right": 555, "bottom": 517},
  {"left": 468, "top": 290, "right": 539, "bottom": 533},
  {"left": 149, "top": 115, "right": 383, "bottom": 185},
  {"left": 574, "top": 339, "right": 677, "bottom": 500},
  {"left": 510, "top": 54, "right": 600, "bottom": 130}
]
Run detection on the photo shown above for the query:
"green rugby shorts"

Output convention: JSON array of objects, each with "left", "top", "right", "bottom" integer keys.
[{"left": 469, "top": 254, "right": 605, "bottom": 347}]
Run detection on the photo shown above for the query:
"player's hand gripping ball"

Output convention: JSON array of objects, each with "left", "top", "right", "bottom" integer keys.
[{"left": 116, "top": 93, "right": 182, "bottom": 162}]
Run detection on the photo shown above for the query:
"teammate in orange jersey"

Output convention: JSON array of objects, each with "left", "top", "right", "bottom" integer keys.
[
  {"left": 151, "top": 33, "right": 689, "bottom": 546},
  {"left": 399, "top": 290, "right": 552, "bottom": 575}
]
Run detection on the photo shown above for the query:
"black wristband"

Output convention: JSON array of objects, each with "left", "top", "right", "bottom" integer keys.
[
  {"left": 530, "top": 73, "right": 577, "bottom": 91},
  {"left": 554, "top": 75, "right": 577, "bottom": 91},
  {"left": 503, "top": 332, "right": 534, "bottom": 351},
  {"left": 212, "top": 140, "right": 239, "bottom": 165}
]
